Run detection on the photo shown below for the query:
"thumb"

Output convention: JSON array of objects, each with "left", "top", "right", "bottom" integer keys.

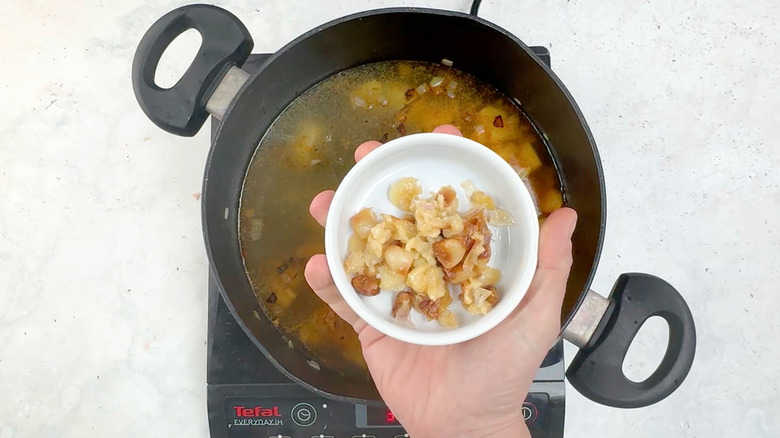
[{"left": 518, "top": 207, "right": 577, "bottom": 322}]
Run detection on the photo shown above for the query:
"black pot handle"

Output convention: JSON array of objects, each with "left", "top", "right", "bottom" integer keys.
[
  {"left": 131, "top": 4, "right": 253, "bottom": 137},
  {"left": 566, "top": 273, "right": 696, "bottom": 408}
]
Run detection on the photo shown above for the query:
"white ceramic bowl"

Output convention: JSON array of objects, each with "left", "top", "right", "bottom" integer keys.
[{"left": 324, "top": 133, "right": 539, "bottom": 345}]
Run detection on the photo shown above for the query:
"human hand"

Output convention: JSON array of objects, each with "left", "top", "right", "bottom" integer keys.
[{"left": 305, "top": 125, "right": 577, "bottom": 438}]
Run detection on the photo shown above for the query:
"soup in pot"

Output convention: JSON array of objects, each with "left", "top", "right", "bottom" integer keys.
[{"left": 239, "top": 60, "right": 564, "bottom": 380}]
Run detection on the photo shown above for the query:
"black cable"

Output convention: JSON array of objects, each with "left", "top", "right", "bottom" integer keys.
[{"left": 470, "top": 0, "right": 482, "bottom": 16}]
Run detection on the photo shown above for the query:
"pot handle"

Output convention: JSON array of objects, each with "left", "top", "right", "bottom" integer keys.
[
  {"left": 131, "top": 4, "right": 253, "bottom": 136},
  {"left": 565, "top": 273, "right": 696, "bottom": 408}
]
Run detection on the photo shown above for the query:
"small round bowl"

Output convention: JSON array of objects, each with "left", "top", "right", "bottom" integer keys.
[{"left": 324, "top": 133, "right": 539, "bottom": 345}]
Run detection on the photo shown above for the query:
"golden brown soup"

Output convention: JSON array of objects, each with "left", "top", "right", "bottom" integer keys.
[{"left": 239, "top": 61, "right": 564, "bottom": 381}]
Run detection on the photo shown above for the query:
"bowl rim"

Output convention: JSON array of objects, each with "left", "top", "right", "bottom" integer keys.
[{"left": 324, "top": 132, "right": 540, "bottom": 345}]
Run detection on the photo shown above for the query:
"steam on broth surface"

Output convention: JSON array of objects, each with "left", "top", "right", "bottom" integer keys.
[{"left": 239, "top": 61, "right": 563, "bottom": 380}]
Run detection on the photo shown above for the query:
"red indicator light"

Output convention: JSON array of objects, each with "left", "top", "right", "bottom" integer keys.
[{"left": 366, "top": 405, "right": 400, "bottom": 426}]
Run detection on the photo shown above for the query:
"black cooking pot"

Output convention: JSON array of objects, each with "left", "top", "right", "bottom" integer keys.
[{"left": 132, "top": 4, "right": 696, "bottom": 409}]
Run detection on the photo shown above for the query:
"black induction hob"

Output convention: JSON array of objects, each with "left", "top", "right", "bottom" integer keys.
[{"left": 207, "top": 47, "right": 565, "bottom": 438}]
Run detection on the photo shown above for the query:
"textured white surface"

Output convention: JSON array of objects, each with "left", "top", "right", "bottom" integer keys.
[{"left": 0, "top": 0, "right": 778, "bottom": 437}]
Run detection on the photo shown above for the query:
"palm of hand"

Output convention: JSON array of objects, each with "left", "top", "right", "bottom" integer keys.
[
  {"left": 360, "top": 314, "right": 556, "bottom": 436},
  {"left": 305, "top": 126, "right": 576, "bottom": 438}
]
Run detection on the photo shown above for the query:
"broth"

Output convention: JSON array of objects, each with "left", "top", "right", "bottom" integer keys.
[{"left": 239, "top": 61, "right": 564, "bottom": 380}]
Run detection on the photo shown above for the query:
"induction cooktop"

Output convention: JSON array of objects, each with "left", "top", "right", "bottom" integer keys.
[{"left": 206, "top": 47, "right": 565, "bottom": 438}]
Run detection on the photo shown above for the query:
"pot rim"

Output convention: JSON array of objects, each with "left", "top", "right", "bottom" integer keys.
[{"left": 202, "top": 6, "right": 606, "bottom": 399}]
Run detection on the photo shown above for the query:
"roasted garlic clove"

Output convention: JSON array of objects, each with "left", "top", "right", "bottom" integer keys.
[
  {"left": 378, "top": 264, "right": 407, "bottom": 292},
  {"left": 391, "top": 290, "right": 413, "bottom": 319},
  {"left": 351, "top": 208, "right": 377, "bottom": 239},
  {"left": 432, "top": 238, "right": 468, "bottom": 269},
  {"left": 388, "top": 177, "right": 422, "bottom": 212},
  {"left": 384, "top": 245, "right": 415, "bottom": 274},
  {"left": 351, "top": 275, "right": 380, "bottom": 296}
]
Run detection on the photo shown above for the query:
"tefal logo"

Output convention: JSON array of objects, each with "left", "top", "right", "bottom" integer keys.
[{"left": 233, "top": 406, "right": 282, "bottom": 417}]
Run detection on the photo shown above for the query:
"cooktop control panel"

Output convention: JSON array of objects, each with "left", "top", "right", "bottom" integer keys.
[
  {"left": 223, "top": 396, "right": 403, "bottom": 437},
  {"left": 214, "top": 393, "right": 551, "bottom": 437}
]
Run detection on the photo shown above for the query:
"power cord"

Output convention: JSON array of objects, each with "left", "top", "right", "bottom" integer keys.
[{"left": 470, "top": 0, "right": 483, "bottom": 16}]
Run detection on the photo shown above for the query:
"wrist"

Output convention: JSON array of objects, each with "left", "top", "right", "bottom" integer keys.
[
  {"left": 481, "top": 416, "right": 531, "bottom": 438},
  {"left": 407, "top": 415, "right": 529, "bottom": 438}
]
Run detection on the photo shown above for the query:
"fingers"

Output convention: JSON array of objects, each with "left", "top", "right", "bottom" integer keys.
[
  {"left": 309, "top": 190, "right": 334, "bottom": 227},
  {"left": 432, "top": 124, "right": 463, "bottom": 136},
  {"left": 537, "top": 207, "right": 577, "bottom": 272},
  {"left": 511, "top": 208, "right": 578, "bottom": 326},
  {"left": 355, "top": 140, "right": 382, "bottom": 162},
  {"left": 304, "top": 254, "right": 366, "bottom": 329}
]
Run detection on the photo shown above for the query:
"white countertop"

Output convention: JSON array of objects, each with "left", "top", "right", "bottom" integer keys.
[{"left": 1, "top": 0, "right": 778, "bottom": 437}]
